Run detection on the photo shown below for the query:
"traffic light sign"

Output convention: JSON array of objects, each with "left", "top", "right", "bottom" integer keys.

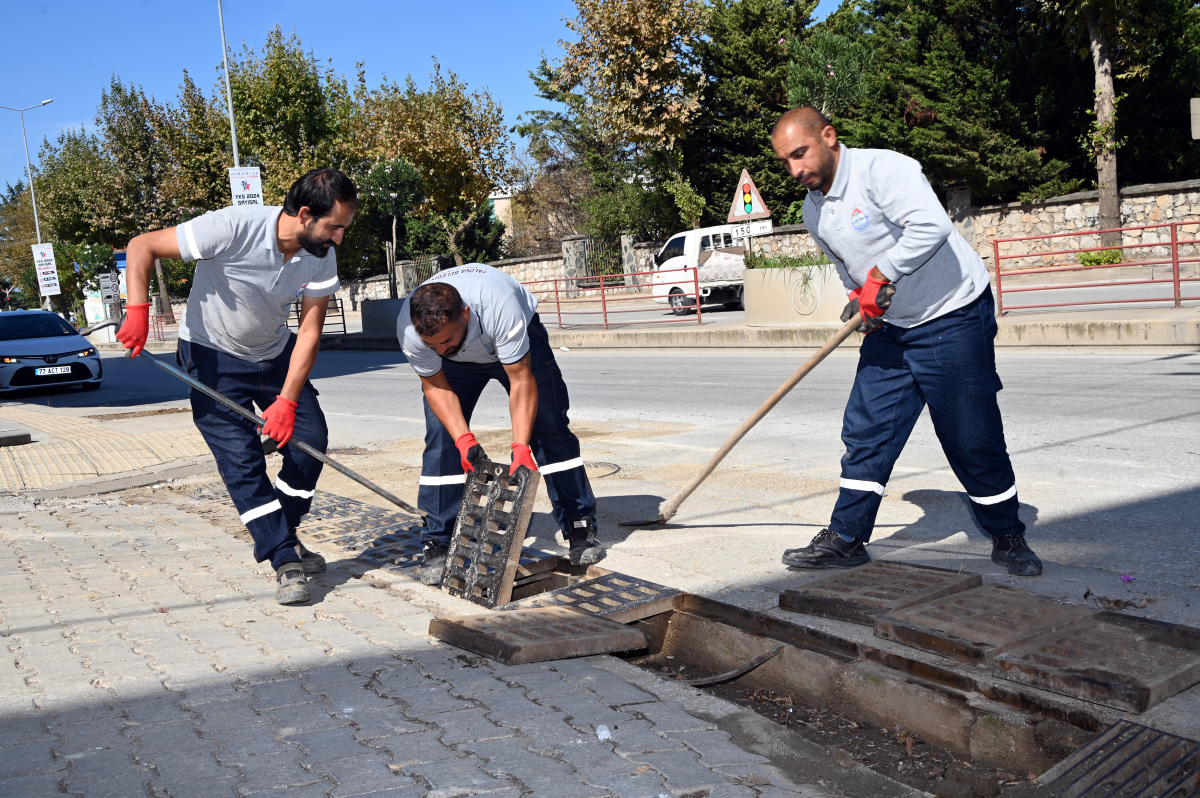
[{"left": 727, "top": 169, "right": 771, "bottom": 222}]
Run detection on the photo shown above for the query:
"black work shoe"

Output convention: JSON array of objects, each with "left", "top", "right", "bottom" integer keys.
[
  {"left": 567, "top": 518, "right": 606, "bottom": 566},
  {"left": 417, "top": 543, "right": 449, "bottom": 586},
  {"left": 991, "top": 533, "right": 1043, "bottom": 576},
  {"left": 781, "top": 528, "right": 871, "bottom": 570},
  {"left": 275, "top": 561, "right": 310, "bottom": 605},
  {"left": 296, "top": 543, "right": 326, "bottom": 575}
]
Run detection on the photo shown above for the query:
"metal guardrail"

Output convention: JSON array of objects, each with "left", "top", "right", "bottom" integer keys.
[
  {"left": 287, "top": 297, "right": 348, "bottom": 335},
  {"left": 523, "top": 266, "right": 702, "bottom": 330},
  {"left": 993, "top": 221, "right": 1200, "bottom": 313}
]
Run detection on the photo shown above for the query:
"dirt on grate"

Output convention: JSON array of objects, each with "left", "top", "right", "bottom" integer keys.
[{"left": 631, "top": 656, "right": 1045, "bottom": 798}]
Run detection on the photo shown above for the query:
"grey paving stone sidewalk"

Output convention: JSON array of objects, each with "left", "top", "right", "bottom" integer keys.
[{"left": 0, "top": 494, "right": 913, "bottom": 798}]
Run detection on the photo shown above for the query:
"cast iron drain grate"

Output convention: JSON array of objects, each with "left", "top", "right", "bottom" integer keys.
[
  {"left": 442, "top": 458, "right": 540, "bottom": 608},
  {"left": 499, "top": 572, "right": 683, "bottom": 623},
  {"left": 1040, "top": 720, "right": 1200, "bottom": 798},
  {"left": 780, "top": 561, "right": 982, "bottom": 625}
]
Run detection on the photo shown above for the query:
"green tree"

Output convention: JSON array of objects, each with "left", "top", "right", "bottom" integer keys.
[
  {"left": 362, "top": 60, "right": 516, "bottom": 265},
  {"left": 0, "top": 183, "right": 37, "bottom": 287},
  {"left": 155, "top": 70, "right": 230, "bottom": 213},
  {"left": 556, "top": 0, "right": 708, "bottom": 173},
  {"left": 360, "top": 159, "right": 424, "bottom": 295},
  {"left": 826, "top": 0, "right": 1081, "bottom": 203},
  {"left": 683, "top": 0, "right": 816, "bottom": 226},
  {"left": 785, "top": 29, "right": 873, "bottom": 116},
  {"left": 1041, "top": 0, "right": 1166, "bottom": 242}
]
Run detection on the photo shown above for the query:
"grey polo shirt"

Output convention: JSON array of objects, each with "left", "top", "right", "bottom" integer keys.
[
  {"left": 803, "top": 145, "right": 989, "bottom": 328},
  {"left": 399, "top": 265, "right": 538, "bottom": 378},
  {"left": 175, "top": 205, "right": 341, "bottom": 361}
]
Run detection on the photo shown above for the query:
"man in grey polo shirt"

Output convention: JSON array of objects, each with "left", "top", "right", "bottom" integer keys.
[
  {"left": 398, "top": 264, "right": 604, "bottom": 583},
  {"left": 770, "top": 107, "right": 1041, "bottom": 577},
  {"left": 118, "top": 168, "right": 358, "bottom": 604}
]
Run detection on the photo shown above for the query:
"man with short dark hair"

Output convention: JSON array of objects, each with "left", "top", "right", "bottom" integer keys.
[
  {"left": 118, "top": 168, "right": 359, "bottom": 604},
  {"left": 398, "top": 264, "right": 604, "bottom": 583},
  {"left": 770, "top": 108, "right": 1041, "bottom": 576}
]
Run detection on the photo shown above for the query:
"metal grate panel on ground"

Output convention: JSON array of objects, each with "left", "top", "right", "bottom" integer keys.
[
  {"left": 429, "top": 606, "right": 647, "bottom": 665},
  {"left": 992, "top": 612, "right": 1200, "bottom": 713},
  {"left": 779, "top": 561, "right": 983, "bottom": 626},
  {"left": 442, "top": 458, "right": 540, "bottom": 608},
  {"left": 874, "top": 584, "right": 1096, "bottom": 667},
  {"left": 1039, "top": 720, "right": 1200, "bottom": 798},
  {"left": 499, "top": 572, "right": 683, "bottom": 624}
]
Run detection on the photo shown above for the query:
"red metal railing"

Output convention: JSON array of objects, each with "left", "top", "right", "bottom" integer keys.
[
  {"left": 523, "top": 266, "right": 704, "bottom": 330},
  {"left": 992, "top": 221, "right": 1200, "bottom": 314},
  {"left": 149, "top": 314, "right": 180, "bottom": 342}
]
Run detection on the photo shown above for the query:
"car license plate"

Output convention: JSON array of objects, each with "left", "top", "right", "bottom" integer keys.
[{"left": 34, "top": 366, "right": 71, "bottom": 376}]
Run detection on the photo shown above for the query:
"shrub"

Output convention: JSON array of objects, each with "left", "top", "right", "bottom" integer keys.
[
  {"left": 744, "top": 250, "right": 831, "bottom": 269},
  {"left": 1078, "top": 248, "right": 1122, "bottom": 266}
]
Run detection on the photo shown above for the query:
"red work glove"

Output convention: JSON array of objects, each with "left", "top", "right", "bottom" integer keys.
[
  {"left": 259, "top": 396, "right": 298, "bottom": 446},
  {"left": 510, "top": 443, "right": 538, "bottom": 476},
  {"left": 841, "top": 276, "right": 896, "bottom": 334},
  {"left": 455, "top": 432, "right": 487, "bottom": 473},
  {"left": 115, "top": 303, "right": 150, "bottom": 358},
  {"left": 859, "top": 272, "right": 892, "bottom": 318}
]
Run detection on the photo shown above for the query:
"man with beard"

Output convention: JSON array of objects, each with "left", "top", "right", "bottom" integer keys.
[
  {"left": 770, "top": 107, "right": 1041, "bottom": 576},
  {"left": 117, "top": 168, "right": 357, "bottom": 604},
  {"left": 397, "top": 265, "right": 605, "bottom": 584}
]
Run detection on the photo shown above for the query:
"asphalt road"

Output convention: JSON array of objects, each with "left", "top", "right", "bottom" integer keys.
[{"left": 12, "top": 345, "right": 1199, "bottom": 629}]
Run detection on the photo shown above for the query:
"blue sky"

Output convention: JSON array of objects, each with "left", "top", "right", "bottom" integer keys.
[{"left": 2, "top": 0, "right": 841, "bottom": 190}]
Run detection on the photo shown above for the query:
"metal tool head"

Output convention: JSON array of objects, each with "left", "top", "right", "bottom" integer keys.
[{"left": 79, "top": 316, "right": 122, "bottom": 337}]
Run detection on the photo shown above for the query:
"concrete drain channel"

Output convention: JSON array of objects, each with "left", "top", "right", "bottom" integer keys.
[{"left": 198, "top": 490, "right": 1200, "bottom": 797}]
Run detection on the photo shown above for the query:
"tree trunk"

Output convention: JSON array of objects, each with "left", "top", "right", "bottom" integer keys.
[
  {"left": 1085, "top": 7, "right": 1121, "bottom": 249},
  {"left": 153, "top": 258, "right": 175, "bottom": 324},
  {"left": 388, "top": 215, "right": 398, "bottom": 299},
  {"left": 444, "top": 203, "right": 487, "bottom": 267}
]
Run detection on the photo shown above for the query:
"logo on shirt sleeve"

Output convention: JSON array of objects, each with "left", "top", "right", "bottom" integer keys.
[{"left": 850, "top": 207, "right": 870, "bottom": 232}]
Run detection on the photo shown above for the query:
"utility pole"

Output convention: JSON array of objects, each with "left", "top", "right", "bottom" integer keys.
[
  {"left": 2, "top": 99, "right": 54, "bottom": 309},
  {"left": 218, "top": 0, "right": 240, "bottom": 167},
  {"left": 0, "top": 99, "right": 53, "bottom": 243}
]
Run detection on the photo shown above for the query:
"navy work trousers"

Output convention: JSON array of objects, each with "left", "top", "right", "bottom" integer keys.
[
  {"left": 831, "top": 288, "right": 1024, "bottom": 542},
  {"left": 178, "top": 335, "right": 327, "bottom": 570},
  {"left": 418, "top": 314, "right": 597, "bottom": 545}
]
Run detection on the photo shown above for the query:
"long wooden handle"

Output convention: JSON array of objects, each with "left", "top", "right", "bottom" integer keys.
[{"left": 657, "top": 313, "right": 862, "bottom": 523}]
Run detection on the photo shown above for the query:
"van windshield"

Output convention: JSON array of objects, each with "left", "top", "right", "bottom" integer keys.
[
  {"left": 0, "top": 314, "right": 79, "bottom": 341},
  {"left": 659, "top": 236, "right": 686, "bottom": 263}
]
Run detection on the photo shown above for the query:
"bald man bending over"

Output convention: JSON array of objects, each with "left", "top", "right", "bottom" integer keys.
[{"left": 770, "top": 107, "right": 1041, "bottom": 576}]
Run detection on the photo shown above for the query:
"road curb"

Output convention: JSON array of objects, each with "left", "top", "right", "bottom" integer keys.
[
  {"left": 318, "top": 317, "right": 1200, "bottom": 352},
  {"left": 19, "top": 455, "right": 216, "bottom": 499}
]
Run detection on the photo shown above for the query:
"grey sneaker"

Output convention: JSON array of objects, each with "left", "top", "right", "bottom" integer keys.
[
  {"left": 275, "top": 561, "right": 310, "bottom": 605},
  {"left": 296, "top": 543, "right": 326, "bottom": 575},
  {"left": 417, "top": 543, "right": 449, "bottom": 586},
  {"left": 567, "top": 518, "right": 605, "bottom": 566}
]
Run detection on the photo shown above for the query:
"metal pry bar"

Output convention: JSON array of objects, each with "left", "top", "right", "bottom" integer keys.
[{"left": 81, "top": 318, "right": 425, "bottom": 518}]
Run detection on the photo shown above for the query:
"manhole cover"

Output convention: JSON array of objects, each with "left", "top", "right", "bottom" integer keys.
[
  {"left": 791, "top": 278, "right": 818, "bottom": 315},
  {"left": 874, "top": 584, "right": 1094, "bottom": 666},
  {"left": 500, "top": 572, "right": 683, "bottom": 624},
  {"left": 585, "top": 462, "right": 620, "bottom": 479},
  {"left": 429, "top": 606, "right": 647, "bottom": 665},
  {"left": 780, "top": 561, "right": 982, "bottom": 626}
]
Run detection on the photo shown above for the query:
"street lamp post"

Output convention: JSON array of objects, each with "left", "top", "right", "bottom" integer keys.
[{"left": 0, "top": 99, "right": 53, "bottom": 244}]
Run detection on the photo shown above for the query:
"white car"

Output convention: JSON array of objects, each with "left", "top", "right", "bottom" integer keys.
[
  {"left": 650, "top": 224, "right": 748, "bottom": 314},
  {"left": 0, "top": 309, "right": 102, "bottom": 393}
]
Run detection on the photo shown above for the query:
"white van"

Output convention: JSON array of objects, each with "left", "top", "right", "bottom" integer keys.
[{"left": 650, "top": 224, "right": 748, "bottom": 314}]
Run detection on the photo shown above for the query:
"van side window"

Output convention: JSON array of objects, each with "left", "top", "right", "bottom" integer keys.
[
  {"left": 660, "top": 236, "right": 686, "bottom": 262},
  {"left": 722, "top": 233, "right": 733, "bottom": 247},
  {"left": 700, "top": 235, "right": 711, "bottom": 251}
]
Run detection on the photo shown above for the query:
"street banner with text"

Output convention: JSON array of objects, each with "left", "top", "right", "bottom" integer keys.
[
  {"left": 31, "top": 244, "right": 61, "bottom": 297},
  {"left": 229, "top": 167, "right": 264, "bottom": 206}
]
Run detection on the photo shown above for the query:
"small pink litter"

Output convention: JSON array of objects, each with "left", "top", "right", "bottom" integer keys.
[{"left": 1120, "top": 575, "right": 1135, "bottom": 584}]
